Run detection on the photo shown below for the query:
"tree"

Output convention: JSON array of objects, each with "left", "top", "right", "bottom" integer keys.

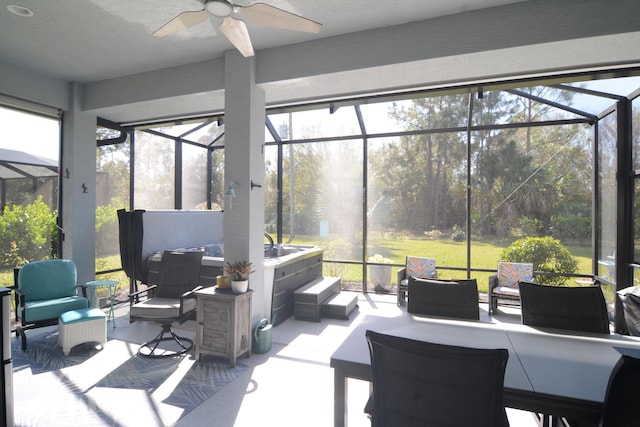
[{"left": 370, "top": 94, "right": 469, "bottom": 233}]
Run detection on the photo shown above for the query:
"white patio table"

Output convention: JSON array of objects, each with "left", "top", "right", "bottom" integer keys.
[{"left": 330, "top": 313, "right": 640, "bottom": 427}]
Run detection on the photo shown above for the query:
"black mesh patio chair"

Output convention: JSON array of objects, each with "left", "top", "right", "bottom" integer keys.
[
  {"left": 364, "top": 330, "right": 509, "bottom": 427},
  {"left": 599, "top": 354, "right": 640, "bottom": 427},
  {"left": 407, "top": 276, "right": 479, "bottom": 320},
  {"left": 519, "top": 281, "right": 610, "bottom": 334}
]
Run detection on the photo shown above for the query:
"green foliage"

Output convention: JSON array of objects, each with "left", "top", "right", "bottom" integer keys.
[
  {"left": 501, "top": 236, "right": 578, "bottom": 286},
  {"left": 224, "top": 261, "right": 256, "bottom": 281},
  {"left": 0, "top": 197, "right": 56, "bottom": 267},
  {"left": 517, "top": 216, "right": 544, "bottom": 237},
  {"left": 96, "top": 199, "right": 122, "bottom": 257},
  {"left": 323, "top": 237, "right": 354, "bottom": 278},
  {"left": 551, "top": 214, "right": 591, "bottom": 241}
]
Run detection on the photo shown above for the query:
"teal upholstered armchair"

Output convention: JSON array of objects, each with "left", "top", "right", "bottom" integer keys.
[{"left": 14, "top": 259, "right": 89, "bottom": 351}]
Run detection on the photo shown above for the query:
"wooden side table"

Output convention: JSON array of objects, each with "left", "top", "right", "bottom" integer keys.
[{"left": 195, "top": 287, "right": 252, "bottom": 367}]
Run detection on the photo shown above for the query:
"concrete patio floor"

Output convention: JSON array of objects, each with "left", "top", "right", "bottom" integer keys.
[{"left": 13, "top": 292, "right": 539, "bottom": 427}]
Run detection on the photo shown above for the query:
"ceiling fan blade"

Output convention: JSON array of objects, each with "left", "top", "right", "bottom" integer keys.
[
  {"left": 239, "top": 3, "right": 322, "bottom": 34},
  {"left": 219, "top": 17, "right": 255, "bottom": 57},
  {"left": 153, "top": 10, "right": 209, "bottom": 37}
]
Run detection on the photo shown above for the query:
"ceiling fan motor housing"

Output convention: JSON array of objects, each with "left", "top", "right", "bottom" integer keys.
[{"left": 205, "top": 0, "right": 234, "bottom": 17}]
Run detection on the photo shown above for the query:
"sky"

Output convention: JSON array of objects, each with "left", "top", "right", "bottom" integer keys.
[
  {"left": 1, "top": 76, "right": 639, "bottom": 164},
  {"left": 0, "top": 107, "right": 60, "bottom": 160}
]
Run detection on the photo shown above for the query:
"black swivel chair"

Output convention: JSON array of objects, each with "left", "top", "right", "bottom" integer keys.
[
  {"left": 407, "top": 276, "right": 480, "bottom": 320},
  {"left": 129, "top": 250, "right": 204, "bottom": 357},
  {"left": 599, "top": 355, "right": 640, "bottom": 427},
  {"left": 365, "top": 330, "right": 510, "bottom": 427},
  {"left": 519, "top": 281, "right": 610, "bottom": 334}
]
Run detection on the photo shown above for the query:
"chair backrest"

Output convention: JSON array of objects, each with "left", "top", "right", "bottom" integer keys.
[
  {"left": 156, "top": 250, "right": 204, "bottom": 298},
  {"left": 616, "top": 285, "right": 640, "bottom": 336},
  {"left": 497, "top": 261, "right": 533, "bottom": 289},
  {"left": 407, "top": 277, "right": 479, "bottom": 320},
  {"left": 17, "top": 259, "right": 78, "bottom": 301},
  {"left": 366, "top": 330, "right": 509, "bottom": 427},
  {"left": 519, "top": 281, "right": 610, "bottom": 334},
  {"left": 600, "top": 355, "right": 640, "bottom": 427},
  {"left": 405, "top": 256, "right": 436, "bottom": 279}
]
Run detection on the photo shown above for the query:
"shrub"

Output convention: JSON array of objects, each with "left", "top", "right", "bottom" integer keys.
[
  {"left": 424, "top": 229, "right": 443, "bottom": 240},
  {"left": 501, "top": 236, "right": 578, "bottom": 286},
  {"left": 367, "top": 254, "right": 393, "bottom": 264},
  {"left": 451, "top": 224, "right": 465, "bottom": 242},
  {"left": 0, "top": 197, "right": 56, "bottom": 267}
]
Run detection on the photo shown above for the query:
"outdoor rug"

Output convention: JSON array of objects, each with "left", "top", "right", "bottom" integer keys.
[{"left": 12, "top": 327, "right": 248, "bottom": 427}]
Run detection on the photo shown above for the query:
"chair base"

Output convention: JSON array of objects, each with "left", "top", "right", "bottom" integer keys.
[
  {"left": 138, "top": 324, "right": 193, "bottom": 358},
  {"left": 488, "top": 293, "right": 521, "bottom": 315},
  {"left": 397, "top": 284, "right": 407, "bottom": 306}
]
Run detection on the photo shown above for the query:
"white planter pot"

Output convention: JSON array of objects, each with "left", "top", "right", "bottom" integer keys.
[
  {"left": 231, "top": 280, "right": 249, "bottom": 293},
  {"left": 369, "top": 265, "right": 391, "bottom": 287}
]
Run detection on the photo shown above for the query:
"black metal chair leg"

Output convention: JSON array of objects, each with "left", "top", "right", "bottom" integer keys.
[
  {"left": 138, "top": 324, "right": 193, "bottom": 358},
  {"left": 16, "top": 326, "right": 27, "bottom": 351}
]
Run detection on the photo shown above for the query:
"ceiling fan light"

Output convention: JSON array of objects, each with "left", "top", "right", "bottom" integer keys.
[{"left": 205, "top": 0, "right": 234, "bottom": 17}]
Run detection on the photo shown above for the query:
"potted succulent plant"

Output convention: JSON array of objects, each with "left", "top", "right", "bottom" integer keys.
[{"left": 224, "top": 260, "right": 256, "bottom": 293}]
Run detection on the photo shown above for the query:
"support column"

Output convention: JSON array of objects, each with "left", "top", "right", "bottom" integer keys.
[
  {"left": 223, "top": 51, "right": 266, "bottom": 325},
  {"left": 61, "top": 82, "right": 97, "bottom": 284}
]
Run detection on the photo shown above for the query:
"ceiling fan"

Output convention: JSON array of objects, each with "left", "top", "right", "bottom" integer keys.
[{"left": 153, "top": 0, "right": 322, "bottom": 57}]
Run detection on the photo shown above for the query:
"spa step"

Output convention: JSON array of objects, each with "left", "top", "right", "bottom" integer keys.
[
  {"left": 294, "top": 276, "right": 341, "bottom": 322},
  {"left": 321, "top": 291, "right": 358, "bottom": 320}
]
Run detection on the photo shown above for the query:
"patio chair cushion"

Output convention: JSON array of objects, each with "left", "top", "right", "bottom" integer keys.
[
  {"left": 495, "top": 261, "right": 533, "bottom": 292},
  {"left": 16, "top": 259, "right": 89, "bottom": 324},
  {"left": 18, "top": 259, "right": 79, "bottom": 301},
  {"left": 130, "top": 297, "right": 197, "bottom": 320},
  {"left": 400, "top": 256, "right": 437, "bottom": 287},
  {"left": 22, "top": 296, "right": 89, "bottom": 323}
]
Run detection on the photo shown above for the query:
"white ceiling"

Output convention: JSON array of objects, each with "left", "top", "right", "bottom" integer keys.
[
  {"left": 0, "top": 0, "right": 525, "bottom": 82},
  {"left": 2, "top": 0, "right": 640, "bottom": 124}
]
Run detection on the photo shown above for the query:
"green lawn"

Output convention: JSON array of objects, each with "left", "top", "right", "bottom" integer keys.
[
  {"left": 289, "top": 235, "right": 594, "bottom": 293},
  {"left": 0, "top": 237, "right": 594, "bottom": 296}
]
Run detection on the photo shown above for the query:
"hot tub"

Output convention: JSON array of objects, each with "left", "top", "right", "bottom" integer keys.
[{"left": 147, "top": 244, "right": 323, "bottom": 325}]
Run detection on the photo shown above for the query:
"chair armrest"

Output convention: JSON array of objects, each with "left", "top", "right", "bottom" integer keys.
[
  {"left": 129, "top": 285, "right": 157, "bottom": 304},
  {"left": 178, "top": 286, "right": 204, "bottom": 319},
  {"left": 488, "top": 274, "right": 498, "bottom": 291},
  {"left": 180, "top": 285, "right": 204, "bottom": 300},
  {"left": 397, "top": 268, "right": 407, "bottom": 286},
  {"left": 14, "top": 288, "right": 26, "bottom": 306},
  {"left": 76, "top": 283, "right": 88, "bottom": 298}
]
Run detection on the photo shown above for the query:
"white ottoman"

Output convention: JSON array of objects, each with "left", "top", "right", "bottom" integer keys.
[{"left": 59, "top": 308, "right": 107, "bottom": 356}]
